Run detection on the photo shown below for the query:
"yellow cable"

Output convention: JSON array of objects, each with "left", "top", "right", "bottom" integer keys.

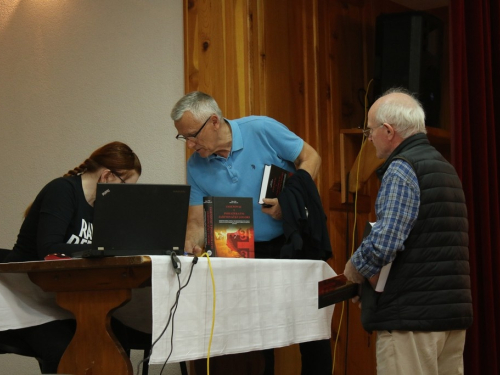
[
  {"left": 332, "top": 300, "right": 346, "bottom": 373},
  {"left": 332, "top": 79, "right": 373, "bottom": 374},
  {"left": 201, "top": 253, "right": 216, "bottom": 375}
]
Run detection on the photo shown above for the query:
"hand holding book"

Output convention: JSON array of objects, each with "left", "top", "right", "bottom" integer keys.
[
  {"left": 318, "top": 273, "right": 361, "bottom": 308},
  {"left": 260, "top": 198, "right": 283, "bottom": 220},
  {"left": 259, "top": 164, "right": 293, "bottom": 206}
]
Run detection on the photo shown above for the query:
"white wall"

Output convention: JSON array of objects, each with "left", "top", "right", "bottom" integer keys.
[
  {"left": 0, "top": 1, "right": 185, "bottom": 374},
  {"left": 0, "top": 0, "right": 187, "bottom": 249}
]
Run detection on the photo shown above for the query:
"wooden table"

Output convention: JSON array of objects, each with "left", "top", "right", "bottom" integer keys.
[{"left": 0, "top": 256, "right": 151, "bottom": 375}]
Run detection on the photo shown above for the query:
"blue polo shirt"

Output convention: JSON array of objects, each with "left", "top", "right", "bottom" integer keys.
[{"left": 187, "top": 116, "right": 304, "bottom": 241}]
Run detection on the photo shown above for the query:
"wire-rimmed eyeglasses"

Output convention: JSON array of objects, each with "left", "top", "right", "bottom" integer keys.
[
  {"left": 362, "top": 123, "right": 385, "bottom": 137},
  {"left": 176, "top": 115, "right": 212, "bottom": 142}
]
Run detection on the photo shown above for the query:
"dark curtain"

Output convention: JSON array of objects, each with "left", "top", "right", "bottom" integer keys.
[{"left": 450, "top": 0, "right": 500, "bottom": 374}]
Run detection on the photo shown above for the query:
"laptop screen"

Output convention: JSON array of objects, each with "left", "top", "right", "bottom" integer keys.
[{"left": 91, "top": 183, "right": 190, "bottom": 253}]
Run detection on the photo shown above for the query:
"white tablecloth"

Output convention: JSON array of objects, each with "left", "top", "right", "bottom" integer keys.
[
  {"left": 149, "top": 256, "right": 336, "bottom": 364},
  {"left": 0, "top": 256, "right": 336, "bottom": 366},
  {"left": 0, "top": 273, "right": 72, "bottom": 330}
]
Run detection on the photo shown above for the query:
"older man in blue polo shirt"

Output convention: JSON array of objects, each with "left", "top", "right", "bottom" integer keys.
[{"left": 171, "top": 91, "right": 332, "bottom": 375}]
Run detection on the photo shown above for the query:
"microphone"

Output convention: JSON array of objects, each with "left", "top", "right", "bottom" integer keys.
[{"left": 171, "top": 253, "right": 181, "bottom": 275}]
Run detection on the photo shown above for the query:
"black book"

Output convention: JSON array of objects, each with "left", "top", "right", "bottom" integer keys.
[{"left": 258, "top": 164, "right": 293, "bottom": 206}]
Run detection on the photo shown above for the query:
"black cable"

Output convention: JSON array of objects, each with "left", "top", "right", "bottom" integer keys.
[
  {"left": 135, "top": 256, "right": 198, "bottom": 375},
  {"left": 159, "top": 275, "right": 181, "bottom": 375},
  {"left": 160, "top": 257, "right": 198, "bottom": 373}
]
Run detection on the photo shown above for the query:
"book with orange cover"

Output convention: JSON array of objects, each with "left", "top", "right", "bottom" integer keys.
[{"left": 203, "top": 196, "right": 255, "bottom": 258}]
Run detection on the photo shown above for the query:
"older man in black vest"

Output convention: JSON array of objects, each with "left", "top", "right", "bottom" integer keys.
[{"left": 344, "top": 88, "right": 472, "bottom": 375}]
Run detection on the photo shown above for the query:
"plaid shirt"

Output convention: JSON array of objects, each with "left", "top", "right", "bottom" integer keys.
[{"left": 351, "top": 159, "right": 420, "bottom": 278}]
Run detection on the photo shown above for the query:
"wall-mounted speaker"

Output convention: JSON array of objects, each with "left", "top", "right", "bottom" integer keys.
[{"left": 374, "top": 11, "right": 443, "bottom": 127}]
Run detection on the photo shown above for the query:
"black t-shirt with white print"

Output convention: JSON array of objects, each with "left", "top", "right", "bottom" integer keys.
[{"left": 8, "top": 175, "right": 93, "bottom": 262}]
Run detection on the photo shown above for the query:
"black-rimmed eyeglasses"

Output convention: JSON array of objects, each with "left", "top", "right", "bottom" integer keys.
[
  {"left": 175, "top": 115, "right": 212, "bottom": 142},
  {"left": 111, "top": 171, "right": 126, "bottom": 183}
]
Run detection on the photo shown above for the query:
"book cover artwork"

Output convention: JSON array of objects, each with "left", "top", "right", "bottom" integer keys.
[{"left": 204, "top": 197, "right": 255, "bottom": 258}]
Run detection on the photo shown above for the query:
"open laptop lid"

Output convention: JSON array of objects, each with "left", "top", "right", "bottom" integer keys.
[{"left": 82, "top": 183, "right": 190, "bottom": 257}]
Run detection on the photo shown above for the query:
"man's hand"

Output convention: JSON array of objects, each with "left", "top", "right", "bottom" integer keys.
[
  {"left": 184, "top": 239, "right": 203, "bottom": 256},
  {"left": 344, "top": 259, "right": 365, "bottom": 284},
  {"left": 184, "top": 205, "right": 205, "bottom": 256},
  {"left": 261, "top": 198, "right": 282, "bottom": 220},
  {"left": 344, "top": 260, "right": 365, "bottom": 309},
  {"left": 351, "top": 295, "right": 362, "bottom": 309}
]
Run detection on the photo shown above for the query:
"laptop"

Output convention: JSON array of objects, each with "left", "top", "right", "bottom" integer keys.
[{"left": 73, "top": 183, "right": 190, "bottom": 258}]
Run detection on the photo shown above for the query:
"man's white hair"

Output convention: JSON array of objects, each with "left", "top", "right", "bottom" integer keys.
[
  {"left": 170, "top": 91, "right": 223, "bottom": 122},
  {"left": 375, "top": 88, "right": 427, "bottom": 139}
]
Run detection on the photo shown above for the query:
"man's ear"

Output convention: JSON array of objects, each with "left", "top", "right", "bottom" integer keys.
[
  {"left": 385, "top": 123, "right": 395, "bottom": 140},
  {"left": 212, "top": 115, "right": 221, "bottom": 130}
]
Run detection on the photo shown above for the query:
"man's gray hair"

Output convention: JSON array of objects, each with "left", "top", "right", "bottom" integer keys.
[
  {"left": 376, "top": 87, "right": 427, "bottom": 139},
  {"left": 170, "top": 91, "right": 223, "bottom": 122}
]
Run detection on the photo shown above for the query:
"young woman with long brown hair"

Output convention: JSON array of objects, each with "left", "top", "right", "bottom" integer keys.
[
  {"left": 1, "top": 141, "right": 141, "bottom": 374},
  {"left": 5, "top": 141, "right": 141, "bottom": 262}
]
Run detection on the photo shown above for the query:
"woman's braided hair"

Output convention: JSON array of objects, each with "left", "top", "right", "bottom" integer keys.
[{"left": 64, "top": 141, "right": 141, "bottom": 179}]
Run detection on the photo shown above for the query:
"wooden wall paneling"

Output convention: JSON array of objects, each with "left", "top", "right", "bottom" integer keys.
[
  {"left": 316, "top": 0, "right": 339, "bottom": 209},
  {"left": 285, "top": 0, "right": 330, "bottom": 199},
  {"left": 247, "top": 0, "right": 266, "bottom": 115},
  {"left": 184, "top": 0, "right": 252, "bottom": 119},
  {"left": 287, "top": 0, "right": 318, "bottom": 137},
  {"left": 326, "top": 2, "right": 382, "bottom": 375},
  {"left": 185, "top": 1, "right": 223, "bottom": 99},
  {"left": 316, "top": 1, "right": 352, "bottom": 374},
  {"left": 220, "top": 0, "right": 252, "bottom": 118},
  {"left": 259, "top": 0, "right": 293, "bottom": 126},
  {"left": 184, "top": 0, "right": 198, "bottom": 93},
  {"left": 333, "top": 2, "right": 367, "bottom": 131}
]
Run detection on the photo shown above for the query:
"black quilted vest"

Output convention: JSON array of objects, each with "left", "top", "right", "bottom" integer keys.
[{"left": 361, "top": 133, "right": 473, "bottom": 332}]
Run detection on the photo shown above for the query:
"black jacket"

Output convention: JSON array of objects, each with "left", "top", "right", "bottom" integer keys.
[{"left": 278, "top": 169, "right": 332, "bottom": 261}]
